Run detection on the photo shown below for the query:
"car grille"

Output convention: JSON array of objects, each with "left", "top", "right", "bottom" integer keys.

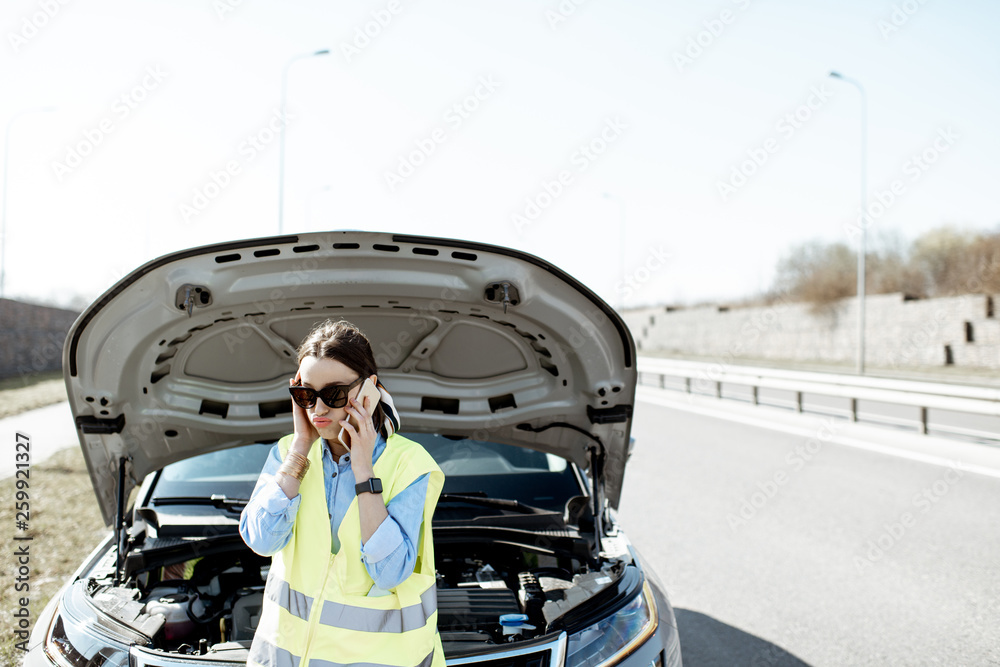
[{"left": 445, "top": 631, "right": 568, "bottom": 667}]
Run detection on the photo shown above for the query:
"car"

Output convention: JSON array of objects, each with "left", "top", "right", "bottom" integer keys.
[{"left": 26, "top": 230, "right": 682, "bottom": 667}]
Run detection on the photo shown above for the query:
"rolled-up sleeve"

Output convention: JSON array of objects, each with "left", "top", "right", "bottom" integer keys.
[
  {"left": 360, "top": 473, "right": 430, "bottom": 590},
  {"left": 239, "top": 444, "right": 301, "bottom": 557}
]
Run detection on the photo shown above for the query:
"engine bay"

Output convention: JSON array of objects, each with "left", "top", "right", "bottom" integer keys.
[{"left": 84, "top": 528, "right": 626, "bottom": 660}]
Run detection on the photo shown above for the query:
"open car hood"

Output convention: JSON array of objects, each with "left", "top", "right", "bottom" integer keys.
[{"left": 63, "top": 231, "right": 637, "bottom": 526}]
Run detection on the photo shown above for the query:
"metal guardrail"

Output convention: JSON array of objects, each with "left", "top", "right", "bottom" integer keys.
[{"left": 637, "top": 357, "right": 1000, "bottom": 443}]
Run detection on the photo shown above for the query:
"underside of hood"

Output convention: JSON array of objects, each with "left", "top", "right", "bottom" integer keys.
[{"left": 63, "top": 231, "right": 637, "bottom": 525}]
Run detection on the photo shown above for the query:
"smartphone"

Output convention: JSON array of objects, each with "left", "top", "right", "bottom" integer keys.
[{"left": 338, "top": 378, "right": 381, "bottom": 448}]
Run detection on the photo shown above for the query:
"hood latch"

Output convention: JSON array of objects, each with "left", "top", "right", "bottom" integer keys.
[{"left": 485, "top": 281, "right": 520, "bottom": 314}]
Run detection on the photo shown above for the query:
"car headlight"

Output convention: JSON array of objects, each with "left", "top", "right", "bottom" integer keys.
[
  {"left": 45, "top": 612, "right": 130, "bottom": 667},
  {"left": 43, "top": 582, "right": 140, "bottom": 667},
  {"left": 565, "top": 580, "right": 659, "bottom": 667}
]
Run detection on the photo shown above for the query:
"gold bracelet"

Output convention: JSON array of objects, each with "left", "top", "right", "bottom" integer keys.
[
  {"left": 278, "top": 461, "right": 308, "bottom": 480},
  {"left": 278, "top": 451, "right": 310, "bottom": 480}
]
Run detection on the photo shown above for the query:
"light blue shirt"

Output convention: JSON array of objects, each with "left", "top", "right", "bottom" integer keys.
[{"left": 238, "top": 433, "right": 430, "bottom": 591}]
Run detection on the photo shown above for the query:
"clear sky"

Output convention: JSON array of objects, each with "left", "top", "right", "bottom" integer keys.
[{"left": 1, "top": 0, "right": 997, "bottom": 311}]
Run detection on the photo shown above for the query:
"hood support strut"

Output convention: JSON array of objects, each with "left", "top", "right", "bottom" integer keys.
[
  {"left": 515, "top": 421, "right": 607, "bottom": 558},
  {"left": 113, "top": 457, "right": 128, "bottom": 586},
  {"left": 589, "top": 444, "right": 606, "bottom": 558}
]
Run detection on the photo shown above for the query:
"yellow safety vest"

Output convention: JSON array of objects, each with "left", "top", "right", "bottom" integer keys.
[{"left": 248, "top": 432, "right": 445, "bottom": 667}]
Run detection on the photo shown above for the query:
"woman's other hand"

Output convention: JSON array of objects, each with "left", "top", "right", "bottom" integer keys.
[{"left": 290, "top": 371, "right": 319, "bottom": 454}]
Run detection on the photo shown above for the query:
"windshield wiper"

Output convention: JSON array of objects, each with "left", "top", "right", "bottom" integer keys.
[
  {"left": 437, "top": 493, "right": 546, "bottom": 514},
  {"left": 150, "top": 494, "right": 249, "bottom": 511}
]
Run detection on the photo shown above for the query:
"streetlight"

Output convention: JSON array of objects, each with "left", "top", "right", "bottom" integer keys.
[
  {"left": 2, "top": 106, "right": 56, "bottom": 299},
  {"left": 603, "top": 192, "right": 626, "bottom": 312},
  {"left": 829, "top": 70, "right": 868, "bottom": 375},
  {"left": 278, "top": 48, "right": 330, "bottom": 234}
]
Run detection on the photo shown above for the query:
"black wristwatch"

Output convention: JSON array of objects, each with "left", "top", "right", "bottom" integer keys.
[{"left": 355, "top": 477, "right": 383, "bottom": 495}]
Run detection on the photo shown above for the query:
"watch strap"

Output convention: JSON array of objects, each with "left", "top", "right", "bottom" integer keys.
[{"left": 355, "top": 477, "right": 383, "bottom": 495}]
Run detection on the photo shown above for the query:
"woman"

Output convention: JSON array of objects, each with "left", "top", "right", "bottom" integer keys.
[{"left": 240, "top": 319, "right": 445, "bottom": 667}]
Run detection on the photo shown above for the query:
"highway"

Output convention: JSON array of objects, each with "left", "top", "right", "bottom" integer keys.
[
  {"left": 5, "top": 391, "right": 999, "bottom": 665},
  {"left": 619, "top": 388, "right": 1000, "bottom": 666}
]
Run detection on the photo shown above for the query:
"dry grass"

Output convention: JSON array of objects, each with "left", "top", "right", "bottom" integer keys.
[
  {"left": 0, "top": 372, "right": 67, "bottom": 420},
  {"left": 0, "top": 442, "right": 109, "bottom": 665},
  {"left": 772, "top": 226, "right": 1000, "bottom": 309}
]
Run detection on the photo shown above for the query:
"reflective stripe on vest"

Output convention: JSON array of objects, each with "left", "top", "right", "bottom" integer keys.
[
  {"left": 250, "top": 636, "right": 435, "bottom": 667},
  {"left": 266, "top": 578, "right": 314, "bottom": 622},
  {"left": 310, "top": 650, "right": 435, "bottom": 667},
  {"left": 319, "top": 585, "right": 436, "bottom": 633},
  {"left": 248, "top": 637, "right": 301, "bottom": 667},
  {"left": 266, "top": 579, "right": 435, "bottom": 633}
]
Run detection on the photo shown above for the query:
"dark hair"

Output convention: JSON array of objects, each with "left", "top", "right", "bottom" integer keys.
[{"left": 296, "top": 319, "right": 388, "bottom": 440}]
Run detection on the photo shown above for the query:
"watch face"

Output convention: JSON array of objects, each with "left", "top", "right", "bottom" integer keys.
[{"left": 357, "top": 478, "right": 383, "bottom": 494}]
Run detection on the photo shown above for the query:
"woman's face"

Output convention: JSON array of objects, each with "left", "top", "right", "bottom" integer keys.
[{"left": 297, "top": 356, "right": 374, "bottom": 444}]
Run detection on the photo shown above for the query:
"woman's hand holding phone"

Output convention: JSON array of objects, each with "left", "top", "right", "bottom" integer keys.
[
  {"left": 339, "top": 378, "right": 380, "bottom": 450},
  {"left": 340, "top": 378, "right": 379, "bottom": 476}
]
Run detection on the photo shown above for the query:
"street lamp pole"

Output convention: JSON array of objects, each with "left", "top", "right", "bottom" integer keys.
[
  {"left": 278, "top": 49, "right": 329, "bottom": 235},
  {"left": 830, "top": 71, "right": 867, "bottom": 375},
  {"left": 2, "top": 106, "right": 56, "bottom": 299}
]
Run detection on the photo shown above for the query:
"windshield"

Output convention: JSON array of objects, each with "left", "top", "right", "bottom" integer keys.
[
  {"left": 402, "top": 433, "right": 584, "bottom": 512},
  {"left": 150, "top": 433, "right": 583, "bottom": 513}
]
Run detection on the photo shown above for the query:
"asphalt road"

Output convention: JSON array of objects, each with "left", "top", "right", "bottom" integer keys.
[
  {"left": 5, "top": 396, "right": 998, "bottom": 665},
  {"left": 619, "top": 390, "right": 1000, "bottom": 666}
]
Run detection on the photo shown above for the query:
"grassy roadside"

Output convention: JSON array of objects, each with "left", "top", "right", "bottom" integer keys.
[
  {"left": 0, "top": 372, "right": 68, "bottom": 420},
  {"left": 0, "top": 446, "right": 108, "bottom": 666},
  {"left": 0, "top": 373, "right": 107, "bottom": 666}
]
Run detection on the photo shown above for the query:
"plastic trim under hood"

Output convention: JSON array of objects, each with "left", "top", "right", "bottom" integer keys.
[{"left": 63, "top": 231, "right": 637, "bottom": 526}]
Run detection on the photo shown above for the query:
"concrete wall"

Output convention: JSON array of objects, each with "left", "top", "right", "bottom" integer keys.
[
  {"left": 623, "top": 292, "right": 999, "bottom": 370},
  {"left": 0, "top": 298, "right": 81, "bottom": 381}
]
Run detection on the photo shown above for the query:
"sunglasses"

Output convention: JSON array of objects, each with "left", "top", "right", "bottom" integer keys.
[{"left": 288, "top": 376, "right": 365, "bottom": 410}]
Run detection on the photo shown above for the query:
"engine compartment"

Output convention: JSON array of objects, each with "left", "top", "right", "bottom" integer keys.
[{"left": 85, "top": 528, "right": 625, "bottom": 660}]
